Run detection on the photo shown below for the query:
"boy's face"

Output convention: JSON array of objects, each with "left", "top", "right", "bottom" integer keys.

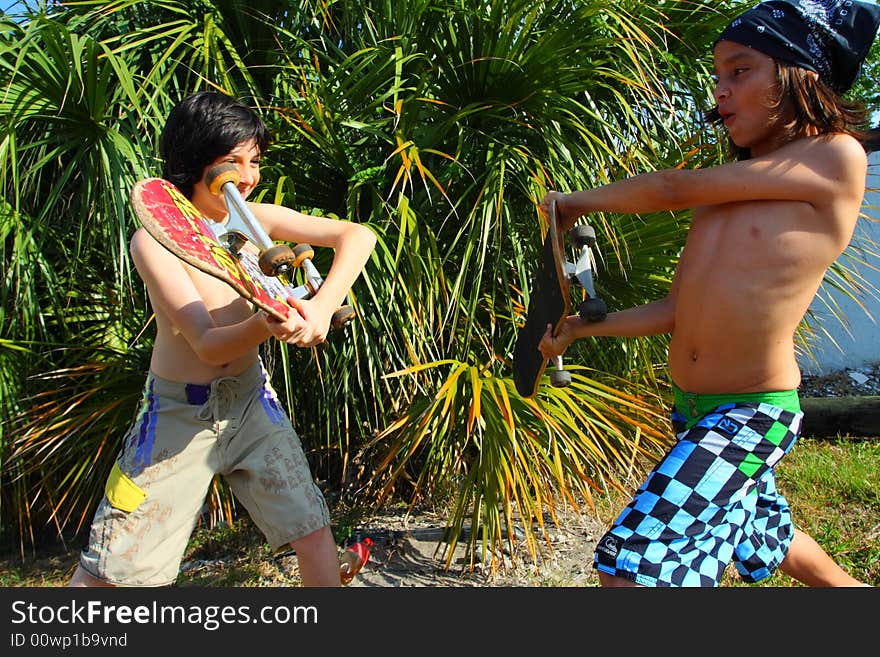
[
  {"left": 712, "top": 40, "right": 791, "bottom": 157},
  {"left": 191, "top": 138, "right": 262, "bottom": 221}
]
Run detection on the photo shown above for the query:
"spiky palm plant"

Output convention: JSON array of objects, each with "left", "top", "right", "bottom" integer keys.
[{"left": 0, "top": 9, "right": 156, "bottom": 550}]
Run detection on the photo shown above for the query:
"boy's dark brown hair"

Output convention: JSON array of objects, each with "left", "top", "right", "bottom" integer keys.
[{"left": 160, "top": 91, "right": 270, "bottom": 199}]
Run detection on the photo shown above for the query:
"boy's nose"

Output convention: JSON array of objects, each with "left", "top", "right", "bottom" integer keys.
[
  {"left": 237, "top": 167, "right": 256, "bottom": 186},
  {"left": 713, "top": 84, "right": 729, "bottom": 102}
]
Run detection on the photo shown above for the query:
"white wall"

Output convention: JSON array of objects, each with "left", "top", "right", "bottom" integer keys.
[{"left": 798, "top": 151, "right": 880, "bottom": 375}]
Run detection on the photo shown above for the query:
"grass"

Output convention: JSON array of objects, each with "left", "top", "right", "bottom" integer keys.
[
  {"left": 0, "top": 437, "right": 877, "bottom": 587},
  {"left": 766, "top": 437, "right": 879, "bottom": 585},
  {"left": 712, "top": 437, "right": 880, "bottom": 586}
]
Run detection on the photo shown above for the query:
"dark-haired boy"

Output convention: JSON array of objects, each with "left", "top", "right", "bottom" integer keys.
[{"left": 69, "top": 91, "right": 376, "bottom": 587}]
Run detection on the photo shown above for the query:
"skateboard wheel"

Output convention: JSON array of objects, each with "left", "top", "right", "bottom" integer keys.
[
  {"left": 259, "top": 244, "right": 297, "bottom": 276},
  {"left": 291, "top": 243, "right": 315, "bottom": 267},
  {"left": 205, "top": 164, "right": 240, "bottom": 195},
  {"left": 570, "top": 224, "right": 596, "bottom": 248},
  {"left": 550, "top": 370, "right": 572, "bottom": 387},
  {"left": 331, "top": 305, "right": 356, "bottom": 329},
  {"left": 579, "top": 297, "right": 607, "bottom": 323}
]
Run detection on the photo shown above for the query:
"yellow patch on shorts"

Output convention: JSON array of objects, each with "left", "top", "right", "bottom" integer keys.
[{"left": 105, "top": 462, "right": 147, "bottom": 512}]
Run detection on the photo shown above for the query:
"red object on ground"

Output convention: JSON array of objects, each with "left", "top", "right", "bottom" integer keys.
[{"left": 339, "top": 537, "right": 374, "bottom": 585}]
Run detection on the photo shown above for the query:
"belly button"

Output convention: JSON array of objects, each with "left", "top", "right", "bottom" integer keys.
[{"left": 691, "top": 352, "right": 698, "bottom": 362}]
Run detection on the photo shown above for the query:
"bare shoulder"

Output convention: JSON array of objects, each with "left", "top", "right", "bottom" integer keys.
[
  {"left": 129, "top": 225, "right": 151, "bottom": 255},
  {"left": 130, "top": 225, "right": 160, "bottom": 257},
  {"left": 129, "top": 225, "right": 177, "bottom": 269},
  {"left": 782, "top": 133, "right": 867, "bottom": 179},
  {"left": 702, "top": 133, "right": 871, "bottom": 208}
]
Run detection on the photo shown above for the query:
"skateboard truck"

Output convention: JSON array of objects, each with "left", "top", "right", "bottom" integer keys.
[
  {"left": 568, "top": 224, "right": 608, "bottom": 324},
  {"left": 204, "top": 164, "right": 356, "bottom": 329},
  {"left": 551, "top": 223, "right": 608, "bottom": 388}
]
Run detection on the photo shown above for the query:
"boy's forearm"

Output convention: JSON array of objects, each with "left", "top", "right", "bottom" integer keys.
[
  {"left": 572, "top": 298, "right": 674, "bottom": 339},
  {"left": 564, "top": 169, "right": 692, "bottom": 218},
  {"left": 310, "top": 226, "right": 376, "bottom": 311},
  {"left": 193, "top": 313, "right": 271, "bottom": 365}
]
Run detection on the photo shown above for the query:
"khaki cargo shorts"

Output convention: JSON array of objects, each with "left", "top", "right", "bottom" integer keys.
[{"left": 79, "top": 360, "right": 330, "bottom": 586}]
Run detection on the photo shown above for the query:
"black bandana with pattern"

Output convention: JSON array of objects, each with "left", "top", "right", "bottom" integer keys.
[{"left": 716, "top": 0, "right": 880, "bottom": 92}]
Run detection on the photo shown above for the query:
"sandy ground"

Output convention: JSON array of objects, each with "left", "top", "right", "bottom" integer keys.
[{"left": 340, "top": 503, "right": 606, "bottom": 587}]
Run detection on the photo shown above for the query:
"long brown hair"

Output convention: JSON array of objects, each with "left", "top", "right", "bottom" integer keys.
[{"left": 707, "top": 60, "right": 879, "bottom": 158}]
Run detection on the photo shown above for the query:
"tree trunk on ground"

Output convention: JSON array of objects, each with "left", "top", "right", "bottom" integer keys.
[{"left": 798, "top": 396, "right": 880, "bottom": 438}]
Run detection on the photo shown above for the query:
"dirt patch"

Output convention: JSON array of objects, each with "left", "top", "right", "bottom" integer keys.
[
  {"left": 0, "top": 500, "right": 608, "bottom": 588},
  {"left": 799, "top": 363, "right": 880, "bottom": 397},
  {"left": 340, "top": 503, "right": 605, "bottom": 587}
]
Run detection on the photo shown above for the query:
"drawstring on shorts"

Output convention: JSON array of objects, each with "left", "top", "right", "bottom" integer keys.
[{"left": 196, "top": 376, "right": 238, "bottom": 422}]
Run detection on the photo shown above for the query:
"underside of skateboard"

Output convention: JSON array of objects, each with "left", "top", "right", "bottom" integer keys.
[{"left": 204, "top": 164, "right": 356, "bottom": 329}]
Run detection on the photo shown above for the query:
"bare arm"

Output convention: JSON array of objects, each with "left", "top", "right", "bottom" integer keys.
[
  {"left": 538, "top": 252, "right": 685, "bottom": 358},
  {"left": 542, "top": 134, "right": 867, "bottom": 228},
  {"left": 539, "top": 297, "right": 675, "bottom": 359}
]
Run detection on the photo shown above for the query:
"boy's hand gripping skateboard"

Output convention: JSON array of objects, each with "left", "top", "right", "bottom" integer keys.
[
  {"left": 512, "top": 199, "right": 607, "bottom": 398},
  {"left": 130, "top": 164, "right": 356, "bottom": 329}
]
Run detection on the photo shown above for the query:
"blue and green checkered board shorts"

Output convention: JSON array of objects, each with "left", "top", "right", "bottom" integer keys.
[{"left": 594, "top": 386, "right": 802, "bottom": 587}]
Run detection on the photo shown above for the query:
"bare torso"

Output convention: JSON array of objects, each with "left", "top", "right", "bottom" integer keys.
[
  {"left": 136, "top": 213, "right": 264, "bottom": 383},
  {"left": 669, "top": 197, "right": 855, "bottom": 393},
  {"left": 147, "top": 256, "right": 259, "bottom": 383}
]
